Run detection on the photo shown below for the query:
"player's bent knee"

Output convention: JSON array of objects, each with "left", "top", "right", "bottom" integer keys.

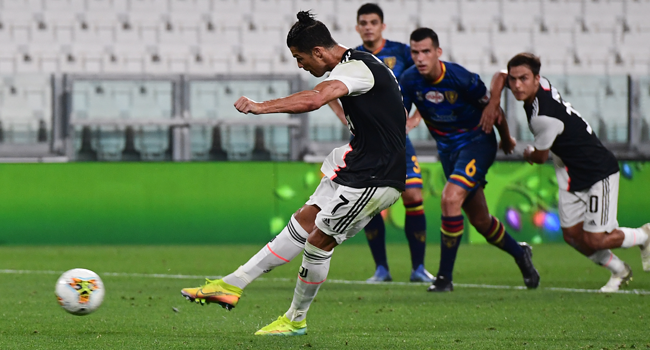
[
  {"left": 306, "top": 229, "right": 338, "bottom": 252},
  {"left": 294, "top": 205, "right": 319, "bottom": 233},
  {"left": 401, "top": 188, "right": 422, "bottom": 204}
]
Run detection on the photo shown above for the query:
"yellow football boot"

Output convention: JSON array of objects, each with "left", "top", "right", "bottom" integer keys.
[
  {"left": 254, "top": 315, "right": 307, "bottom": 336},
  {"left": 180, "top": 278, "right": 242, "bottom": 310}
]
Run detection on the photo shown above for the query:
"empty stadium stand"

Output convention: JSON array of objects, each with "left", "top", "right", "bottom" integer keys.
[{"left": 0, "top": 0, "right": 647, "bottom": 160}]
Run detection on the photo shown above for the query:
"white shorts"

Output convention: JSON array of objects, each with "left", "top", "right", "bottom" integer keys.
[
  {"left": 558, "top": 172, "right": 619, "bottom": 233},
  {"left": 305, "top": 177, "right": 401, "bottom": 244}
]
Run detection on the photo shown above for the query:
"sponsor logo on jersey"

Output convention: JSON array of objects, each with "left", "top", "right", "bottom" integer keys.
[
  {"left": 416, "top": 91, "right": 423, "bottom": 101},
  {"left": 445, "top": 91, "right": 458, "bottom": 104},
  {"left": 587, "top": 220, "right": 597, "bottom": 226},
  {"left": 322, "top": 218, "right": 330, "bottom": 226},
  {"left": 425, "top": 91, "right": 444, "bottom": 104},
  {"left": 382, "top": 56, "right": 397, "bottom": 70}
]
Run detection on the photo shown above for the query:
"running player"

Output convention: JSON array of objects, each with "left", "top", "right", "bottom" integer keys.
[
  {"left": 399, "top": 28, "right": 540, "bottom": 292},
  {"left": 330, "top": 3, "right": 432, "bottom": 283},
  {"left": 181, "top": 11, "right": 407, "bottom": 335},
  {"left": 483, "top": 52, "right": 650, "bottom": 292}
]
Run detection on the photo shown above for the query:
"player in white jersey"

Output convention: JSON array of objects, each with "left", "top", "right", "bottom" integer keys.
[
  {"left": 482, "top": 53, "right": 650, "bottom": 292},
  {"left": 180, "top": 11, "right": 407, "bottom": 335}
]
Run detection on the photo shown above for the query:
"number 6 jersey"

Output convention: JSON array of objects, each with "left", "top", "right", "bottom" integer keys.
[{"left": 520, "top": 77, "right": 619, "bottom": 192}]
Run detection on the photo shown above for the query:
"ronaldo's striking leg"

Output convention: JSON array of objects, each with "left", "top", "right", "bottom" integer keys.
[{"left": 180, "top": 214, "right": 310, "bottom": 309}]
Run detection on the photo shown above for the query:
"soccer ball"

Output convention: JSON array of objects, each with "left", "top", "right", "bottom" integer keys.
[{"left": 55, "top": 268, "right": 105, "bottom": 315}]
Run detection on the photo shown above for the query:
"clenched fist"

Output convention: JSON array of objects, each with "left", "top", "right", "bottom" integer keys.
[{"left": 234, "top": 96, "right": 262, "bottom": 114}]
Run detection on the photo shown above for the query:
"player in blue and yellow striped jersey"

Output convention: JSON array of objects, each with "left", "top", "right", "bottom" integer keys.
[
  {"left": 329, "top": 3, "right": 432, "bottom": 283},
  {"left": 399, "top": 28, "right": 540, "bottom": 292}
]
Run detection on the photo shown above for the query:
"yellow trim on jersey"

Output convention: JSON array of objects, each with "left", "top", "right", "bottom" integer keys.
[
  {"left": 450, "top": 174, "right": 476, "bottom": 188},
  {"left": 372, "top": 39, "right": 387, "bottom": 55},
  {"left": 432, "top": 61, "right": 446, "bottom": 85}
]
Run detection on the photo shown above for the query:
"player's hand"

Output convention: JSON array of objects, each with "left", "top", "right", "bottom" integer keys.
[
  {"left": 523, "top": 145, "right": 535, "bottom": 164},
  {"left": 234, "top": 96, "right": 262, "bottom": 114},
  {"left": 499, "top": 136, "right": 517, "bottom": 155},
  {"left": 479, "top": 102, "right": 503, "bottom": 133},
  {"left": 406, "top": 110, "right": 422, "bottom": 134}
]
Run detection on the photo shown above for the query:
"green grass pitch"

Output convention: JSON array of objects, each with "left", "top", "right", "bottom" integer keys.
[{"left": 0, "top": 243, "right": 648, "bottom": 349}]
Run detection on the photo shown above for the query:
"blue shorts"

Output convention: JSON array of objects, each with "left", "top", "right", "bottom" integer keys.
[
  {"left": 439, "top": 133, "right": 496, "bottom": 193},
  {"left": 405, "top": 135, "right": 423, "bottom": 190}
]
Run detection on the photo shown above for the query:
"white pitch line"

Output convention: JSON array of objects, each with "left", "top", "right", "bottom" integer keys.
[{"left": 1, "top": 269, "right": 649, "bottom": 295}]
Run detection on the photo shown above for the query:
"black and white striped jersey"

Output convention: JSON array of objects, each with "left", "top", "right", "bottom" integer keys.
[
  {"left": 321, "top": 49, "right": 406, "bottom": 191},
  {"left": 521, "top": 77, "right": 619, "bottom": 192}
]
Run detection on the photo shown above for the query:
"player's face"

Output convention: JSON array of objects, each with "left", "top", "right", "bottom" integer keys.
[
  {"left": 507, "top": 65, "right": 540, "bottom": 103},
  {"left": 356, "top": 13, "right": 385, "bottom": 44},
  {"left": 290, "top": 47, "right": 328, "bottom": 77},
  {"left": 410, "top": 38, "right": 442, "bottom": 78}
]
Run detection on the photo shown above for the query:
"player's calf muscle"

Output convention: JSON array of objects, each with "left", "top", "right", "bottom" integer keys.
[{"left": 583, "top": 230, "right": 624, "bottom": 251}]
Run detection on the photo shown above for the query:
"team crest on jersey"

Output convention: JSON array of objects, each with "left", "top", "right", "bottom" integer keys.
[
  {"left": 425, "top": 91, "right": 444, "bottom": 104},
  {"left": 382, "top": 56, "right": 396, "bottom": 69},
  {"left": 445, "top": 91, "right": 458, "bottom": 104}
]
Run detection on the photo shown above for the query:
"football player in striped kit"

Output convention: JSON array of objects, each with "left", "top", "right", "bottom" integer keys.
[{"left": 484, "top": 52, "right": 650, "bottom": 292}]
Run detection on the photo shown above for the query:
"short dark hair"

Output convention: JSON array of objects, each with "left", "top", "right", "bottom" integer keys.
[
  {"left": 410, "top": 27, "right": 439, "bottom": 47},
  {"left": 507, "top": 53, "right": 541, "bottom": 76},
  {"left": 357, "top": 3, "right": 383, "bottom": 23},
  {"left": 286, "top": 11, "right": 337, "bottom": 53}
]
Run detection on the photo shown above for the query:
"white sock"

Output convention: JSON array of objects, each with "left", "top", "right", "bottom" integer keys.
[
  {"left": 588, "top": 249, "right": 626, "bottom": 275},
  {"left": 222, "top": 216, "right": 308, "bottom": 289},
  {"left": 619, "top": 227, "right": 649, "bottom": 248},
  {"left": 285, "top": 242, "right": 333, "bottom": 322}
]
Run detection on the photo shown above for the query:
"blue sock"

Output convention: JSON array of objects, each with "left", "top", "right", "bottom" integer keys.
[
  {"left": 437, "top": 215, "right": 464, "bottom": 280},
  {"left": 481, "top": 216, "right": 524, "bottom": 259},
  {"left": 365, "top": 214, "right": 388, "bottom": 269},
  {"left": 404, "top": 200, "right": 427, "bottom": 270}
]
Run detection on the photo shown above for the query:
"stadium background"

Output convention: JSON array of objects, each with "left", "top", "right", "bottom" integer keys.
[
  {"left": 0, "top": 161, "right": 648, "bottom": 245},
  {"left": 0, "top": 0, "right": 649, "bottom": 245}
]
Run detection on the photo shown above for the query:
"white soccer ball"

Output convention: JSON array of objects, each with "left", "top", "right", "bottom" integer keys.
[{"left": 55, "top": 268, "right": 104, "bottom": 315}]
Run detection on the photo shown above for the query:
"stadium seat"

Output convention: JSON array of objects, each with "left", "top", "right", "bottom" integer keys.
[
  {"left": 540, "top": 0, "right": 582, "bottom": 33},
  {"left": 0, "top": 0, "right": 42, "bottom": 12},
  {"left": 574, "top": 30, "right": 615, "bottom": 66},
  {"left": 460, "top": 0, "right": 500, "bottom": 32},
  {"left": 619, "top": 32, "right": 650, "bottom": 72},
  {"left": 42, "top": 0, "right": 84, "bottom": 12},
  {"left": 624, "top": 0, "right": 650, "bottom": 32},
  {"left": 583, "top": 0, "right": 623, "bottom": 32},
  {"left": 532, "top": 30, "right": 574, "bottom": 66},
  {"left": 448, "top": 30, "right": 491, "bottom": 70},
  {"left": 158, "top": 13, "right": 201, "bottom": 46},
  {"left": 212, "top": 0, "right": 253, "bottom": 14},
  {"left": 169, "top": 0, "right": 213, "bottom": 14},
  {"left": 499, "top": 0, "right": 542, "bottom": 33},
  {"left": 0, "top": 74, "right": 51, "bottom": 144},
  {"left": 491, "top": 29, "right": 534, "bottom": 67},
  {"left": 420, "top": 0, "right": 460, "bottom": 32}
]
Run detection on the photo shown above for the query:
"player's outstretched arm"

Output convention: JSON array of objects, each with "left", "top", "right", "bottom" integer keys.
[
  {"left": 234, "top": 80, "right": 350, "bottom": 115},
  {"left": 494, "top": 108, "right": 516, "bottom": 155},
  {"left": 327, "top": 100, "right": 348, "bottom": 126},
  {"left": 479, "top": 70, "right": 508, "bottom": 133}
]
